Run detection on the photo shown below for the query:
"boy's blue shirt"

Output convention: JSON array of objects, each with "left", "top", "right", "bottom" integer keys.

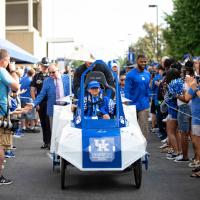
[{"left": 20, "top": 76, "right": 32, "bottom": 103}]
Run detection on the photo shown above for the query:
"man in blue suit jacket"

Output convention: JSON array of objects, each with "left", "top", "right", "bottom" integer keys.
[{"left": 24, "top": 64, "right": 70, "bottom": 130}]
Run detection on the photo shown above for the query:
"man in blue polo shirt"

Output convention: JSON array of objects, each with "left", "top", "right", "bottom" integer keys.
[
  {"left": 0, "top": 49, "right": 20, "bottom": 185},
  {"left": 124, "top": 54, "right": 151, "bottom": 138}
]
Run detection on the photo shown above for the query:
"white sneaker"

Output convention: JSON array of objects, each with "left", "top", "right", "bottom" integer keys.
[
  {"left": 174, "top": 157, "right": 189, "bottom": 163},
  {"left": 174, "top": 154, "right": 183, "bottom": 161},
  {"left": 166, "top": 153, "right": 179, "bottom": 160},
  {"left": 148, "top": 117, "right": 152, "bottom": 122},
  {"left": 159, "top": 143, "right": 168, "bottom": 149},
  {"left": 162, "top": 118, "right": 167, "bottom": 122},
  {"left": 161, "top": 138, "right": 168, "bottom": 144}
]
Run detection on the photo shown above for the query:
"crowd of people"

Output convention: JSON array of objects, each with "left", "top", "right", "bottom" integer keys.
[
  {"left": 0, "top": 47, "right": 200, "bottom": 186},
  {"left": 118, "top": 55, "right": 200, "bottom": 178},
  {"left": 0, "top": 49, "right": 71, "bottom": 185}
]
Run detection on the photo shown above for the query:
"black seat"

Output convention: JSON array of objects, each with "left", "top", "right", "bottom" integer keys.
[{"left": 84, "top": 71, "right": 115, "bottom": 99}]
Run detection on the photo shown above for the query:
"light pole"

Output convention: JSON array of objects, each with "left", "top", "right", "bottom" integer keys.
[{"left": 149, "top": 4, "right": 158, "bottom": 61}]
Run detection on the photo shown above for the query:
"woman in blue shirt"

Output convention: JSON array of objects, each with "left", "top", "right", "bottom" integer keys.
[
  {"left": 185, "top": 76, "right": 200, "bottom": 177},
  {"left": 165, "top": 68, "right": 182, "bottom": 160}
]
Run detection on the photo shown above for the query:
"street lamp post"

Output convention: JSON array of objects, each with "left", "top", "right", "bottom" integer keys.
[{"left": 149, "top": 4, "right": 158, "bottom": 61}]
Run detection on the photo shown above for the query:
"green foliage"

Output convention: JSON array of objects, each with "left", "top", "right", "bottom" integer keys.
[
  {"left": 164, "top": 0, "right": 200, "bottom": 59},
  {"left": 70, "top": 60, "right": 84, "bottom": 68},
  {"left": 131, "top": 23, "right": 165, "bottom": 61},
  {"left": 117, "top": 56, "right": 127, "bottom": 69}
]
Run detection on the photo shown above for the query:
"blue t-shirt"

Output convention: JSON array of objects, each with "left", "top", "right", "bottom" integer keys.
[
  {"left": 188, "top": 87, "right": 200, "bottom": 125},
  {"left": 124, "top": 68, "right": 151, "bottom": 111},
  {"left": 0, "top": 68, "right": 14, "bottom": 116},
  {"left": 20, "top": 76, "right": 32, "bottom": 104}
]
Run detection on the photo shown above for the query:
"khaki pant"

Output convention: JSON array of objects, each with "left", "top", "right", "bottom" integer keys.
[
  {"left": 137, "top": 109, "right": 149, "bottom": 139},
  {"left": 0, "top": 117, "right": 13, "bottom": 150}
]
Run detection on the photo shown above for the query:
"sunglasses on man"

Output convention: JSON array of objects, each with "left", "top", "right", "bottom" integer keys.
[{"left": 49, "top": 70, "right": 57, "bottom": 74}]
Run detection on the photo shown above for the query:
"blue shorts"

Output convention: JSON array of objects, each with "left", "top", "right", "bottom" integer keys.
[{"left": 177, "top": 104, "right": 191, "bottom": 133}]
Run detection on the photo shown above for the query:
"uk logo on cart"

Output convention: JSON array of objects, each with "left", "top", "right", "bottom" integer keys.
[{"left": 89, "top": 137, "right": 115, "bottom": 162}]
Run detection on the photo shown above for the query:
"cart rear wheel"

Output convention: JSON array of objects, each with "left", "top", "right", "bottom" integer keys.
[
  {"left": 133, "top": 159, "right": 142, "bottom": 188},
  {"left": 61, "top": 157, "right": 66, "bottom": 189}
]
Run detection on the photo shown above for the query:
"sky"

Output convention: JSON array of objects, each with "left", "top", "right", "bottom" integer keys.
[{"left": 46, "top": 0, "right": 173, "bottom": 60}]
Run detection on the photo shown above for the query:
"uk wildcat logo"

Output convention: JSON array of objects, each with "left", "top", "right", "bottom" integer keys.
[{"left": 89, "top": 137, "right": 115, "bottom": 162}]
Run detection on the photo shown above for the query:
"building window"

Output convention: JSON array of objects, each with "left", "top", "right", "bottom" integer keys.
[{"left": 6, "top": 3, "right": 28, "bottom": 26}]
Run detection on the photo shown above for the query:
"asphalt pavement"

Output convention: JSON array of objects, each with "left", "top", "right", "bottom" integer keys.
[{"left": 0, "top": 130, "right": 200, "bottom": 200}]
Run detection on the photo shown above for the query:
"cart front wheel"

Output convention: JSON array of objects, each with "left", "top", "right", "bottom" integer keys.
[
  {"left": 133, "top": 159, "right": 142, "bottom": 189},
  {"left": 61, "top": 157, "right": 66, "bottom": 189}
]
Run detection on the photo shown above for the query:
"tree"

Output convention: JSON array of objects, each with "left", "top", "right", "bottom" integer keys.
[
  {"left": 70, "top": 60, "right": 84, "bottom": 68},
  {"left": 164, "top": 0, "right": 200, "bottom": 59},
  {"left": 131, "top": 23, "right": 165, "bottom": 61}
]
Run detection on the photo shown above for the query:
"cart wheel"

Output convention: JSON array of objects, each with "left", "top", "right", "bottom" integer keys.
[
  {"left": 133, "top": 158, "right": 142, "bottom": 189},
  {"left": 61, "top": 157, "right": 66, "bottom": 189}
]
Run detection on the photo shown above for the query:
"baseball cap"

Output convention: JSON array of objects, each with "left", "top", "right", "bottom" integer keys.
[
  {"left": 111, "top": 62, "right": 118, "bottom": 68},
  {"left": 126, "top": 64, "right": 135, "bottom": 68},
  {"left": 150, "top": 62, "right": 159, "bottom": 67},
  {"left": 87, "top": 81, "right": 100, "bottom": 89}
]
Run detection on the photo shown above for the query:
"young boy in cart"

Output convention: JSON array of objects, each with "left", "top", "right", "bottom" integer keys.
[{"left": 74, "top": 80, "right": 115, "bottom": 124}]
